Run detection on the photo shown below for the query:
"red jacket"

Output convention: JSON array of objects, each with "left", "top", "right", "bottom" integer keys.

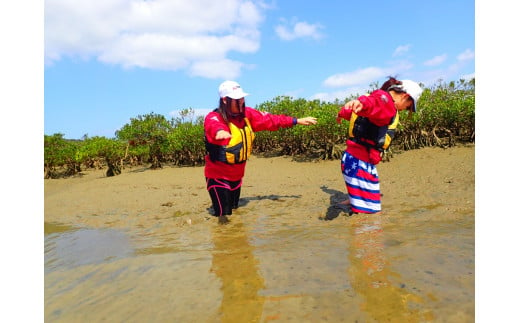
[
  {"left": 204, "top": 107, "right": 295, "bottom": 180},
  {"left": 337, "top": 90, "right": 397, "bottom": 165}
]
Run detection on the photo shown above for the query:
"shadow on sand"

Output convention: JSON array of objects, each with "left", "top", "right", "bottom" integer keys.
[
  {"left": 319, "top": 185, "right": 352, "bottom": 221},
  {"left": 206, "top": 194, "right": 302, "bottom": 216}
]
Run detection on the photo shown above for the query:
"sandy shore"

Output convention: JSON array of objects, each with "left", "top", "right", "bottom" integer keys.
[
  {"left": 45, "top": 145, "right": 475, "bottom": 322},
  {"left": 45, "top": 145, "right": 474, "bottom": 231}
]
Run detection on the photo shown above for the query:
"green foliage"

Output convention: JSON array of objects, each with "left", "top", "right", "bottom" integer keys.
[
  {"left": 167, "top": 108, "right": 205, "bottom": 165},
  {"left": 167, "top": 122, "right": 205, "bottom": 166},
  {"left": 80, "top": 136, "right": 126, "bottom": 176},
  {"left": 396, "top": 78, "right": 475, "bottom": 149},
  {"left": 44, "top": 78, "right": 475, "bottom": 178},
  {"left": 255, "top": 96, "right": 305, "bottom": 155},
  {"left": 44, "top": 134, "right": 128, "bottom": 178},
  {"left": 44, "top": 133, "right": 82, "bottom": 178},
  {"left": 116, "top": 112, "right": 173, "bottom": 169},
  {"left": 306, "top": 101, "right": 346, "bottom": 159},
  {"left": 255, "top": 96, "right": 346, "bottom": 159},
  {"left": 80, "top": 136, "right": 124, "bottom": 162}
]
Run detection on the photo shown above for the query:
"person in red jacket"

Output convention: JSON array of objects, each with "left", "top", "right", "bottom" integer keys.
[
  {"left": 205, "top": 80, "right": 317, "bottom": 224},
  {"left": 336, "top": 77, "right": 423, "bottom": 215}
]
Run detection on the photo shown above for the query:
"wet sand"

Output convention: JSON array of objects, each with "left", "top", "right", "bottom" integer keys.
[
  {"left": 44, "top": 145, "right": 474, "bottom": 229},
  {"left": 45, "top": 145, "right": 475, "bottom": 322}
]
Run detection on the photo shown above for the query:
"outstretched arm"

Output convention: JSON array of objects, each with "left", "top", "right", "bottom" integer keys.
[
  {"left": 215, "top": 130, "right": 231, "bottom": 140},
  {"left": 296, "top": 116, "right": 318, "bottom": 125},
  {"left": 246, "top": 107, "right": 317, "bottom": 131},
  {"left": 337, "top": 103, "right": 355, "bottom": 123}
]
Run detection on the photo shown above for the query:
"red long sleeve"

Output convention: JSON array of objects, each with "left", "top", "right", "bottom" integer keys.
[
  {"left": 204, "top": 107, "right": 295, "bottom": 180},
  {"left": 341, "top": 90, "right": 397, "bottom": 165},
  {"left": 245, "top": 107, "right": 294, "bottom": 131},
  {"left": 357, "top": 90, "right": 396, "bottom": 126},
  {"left": 337, "top": 105, "right": 353, "bottom": 121}
]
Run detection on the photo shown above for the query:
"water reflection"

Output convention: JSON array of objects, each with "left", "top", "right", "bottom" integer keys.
[
  {"left": 348, "top": 215, "right": 433, "bottom": 322},
  {"left": 210, "top": 219, "right": 265, "bottom": 322},
  {"left": 45, "top": 224, "right": 133, "bottom": 273}
]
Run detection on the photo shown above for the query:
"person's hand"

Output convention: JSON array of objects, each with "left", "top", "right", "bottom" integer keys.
[
  {"left": 337, "top": 103, "right": 355, "bottom": 123},
  {"left": 215, "top": 130, "right": 232, "bottom": 140},
  {"left": 297, "top": 116, "right": 318, "bottom": 125},
  {"left": 345, "top": 99, "right": 363, "bottom": 114}
]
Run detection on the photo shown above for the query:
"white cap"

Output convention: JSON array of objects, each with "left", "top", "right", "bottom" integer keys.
[
  {"left": 400, "top": 80, "right": 423, "bottom": 112},
  {"left": 218, "top": 80, "right": 249, "bottom": 99}
]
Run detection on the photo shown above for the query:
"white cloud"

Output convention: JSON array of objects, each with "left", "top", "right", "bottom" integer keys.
[
  {"left": 317, "top": 62, "right": 415, "bottom": 102},
  {"left": 45, "top": 0, "right": 265, "bottom": 79},
  {"left": 415, "top": 48, "right": 474, "bottom": 86},
  {"left": 323, "top": 67, "right": 386, "bottom": 88},
  {"left": 424, "top": 54, "right": 448, "bottom": 66},
  {"left": 275, "top": 19, "right": 324, "bottom": 41},
  {"left": 323, "top": 62, "right": 413, "bottom": 88},
  {"left": 309, "top": 87, "right": 366, "bottom": 102},
  {"left": 457, "top": 49, "right": 475, "bottom": 62},
  {"left": 189, "top": 59, "right": 245, "bottom": 79},
  {"left": 393, "top": 44, "right": 411, "bottom": 57}
]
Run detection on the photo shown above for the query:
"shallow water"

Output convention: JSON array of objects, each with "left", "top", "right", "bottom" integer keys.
[
  {"left": 44, "top": 146, "right": 475, "bottom": 322},
  {"left": 45, "top": 207, "right": 474, "bottom": 322}
]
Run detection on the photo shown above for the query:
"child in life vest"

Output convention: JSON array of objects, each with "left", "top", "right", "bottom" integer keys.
[
  {"left": 336, "top": 77, "right": 423, "bottom": 215},
  {"left": 205, "top": 81, "right": 317, "bottom": 224}
]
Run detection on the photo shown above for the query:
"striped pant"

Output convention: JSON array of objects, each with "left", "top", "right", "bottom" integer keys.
[
  {"left": 340, "top": 151, "right": 381, "bottom": 214},
  {"left": 206, "top": 178, "right": 242, "bottom": 216}
]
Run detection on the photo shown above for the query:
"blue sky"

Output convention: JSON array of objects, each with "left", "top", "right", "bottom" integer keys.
[
  {"left": 42, "top": 0, "right": 475, "bottom": 139},
  {"left": 3, "top": 2, "right": 520, "bottom": 319}
]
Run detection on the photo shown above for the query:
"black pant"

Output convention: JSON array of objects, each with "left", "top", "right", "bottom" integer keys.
[{"left": 206, "top": 178, "right": 242, "bottom": 216}]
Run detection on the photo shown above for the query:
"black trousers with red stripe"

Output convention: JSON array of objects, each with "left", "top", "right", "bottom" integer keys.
[{"left": 206, "top": 178, "right": 242, "bottom": 216}]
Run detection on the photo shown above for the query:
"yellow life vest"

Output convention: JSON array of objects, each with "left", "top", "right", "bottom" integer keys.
[
  {"left": 348, "top": 112, "right": 399, "bottom": 151},
  {"left": 206, "top": 118, "right": 255, "bottom": 164}
]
